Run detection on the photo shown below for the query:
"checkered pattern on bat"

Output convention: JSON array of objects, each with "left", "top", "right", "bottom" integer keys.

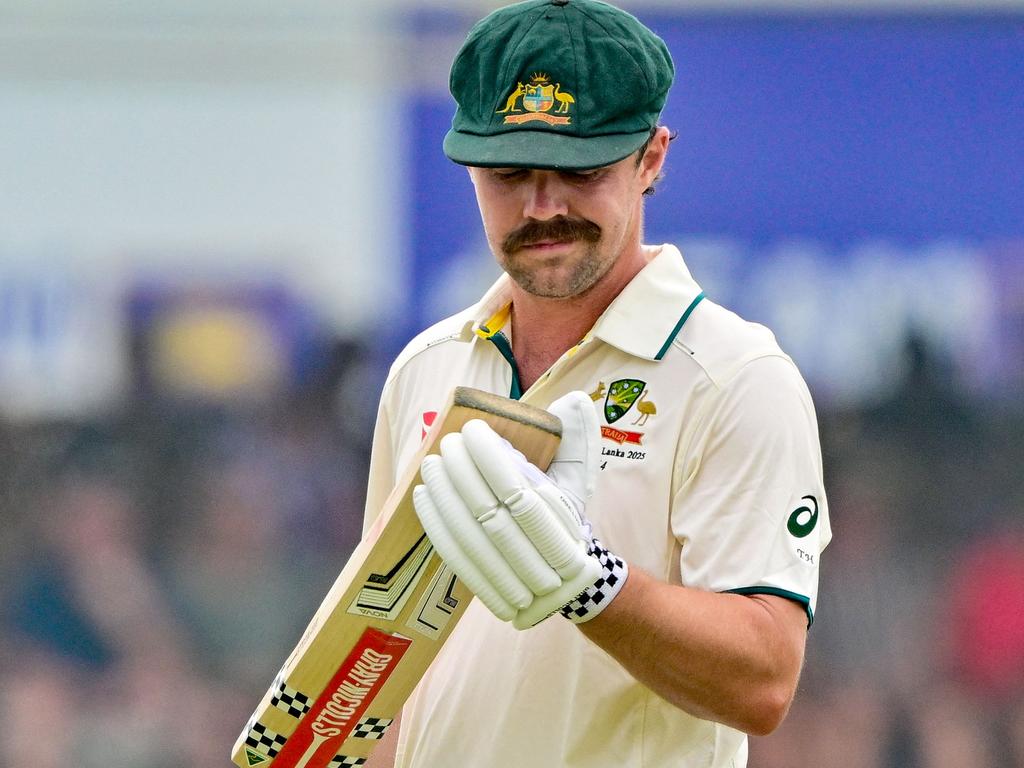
[
  {"left": 271, "top": 678, "right": 312, "bottom": 719},
  {"left": 245, "top": 721, "right": 288, "bottom": 758},
  {"left": 352, "top": 716, "right": 394, "bottom": 740},
  {"left": 328, "top": 756, "right": 366, "bottom": 767},
  {"left": 559, "top": 538, "right": 627, "bottom": 623}
]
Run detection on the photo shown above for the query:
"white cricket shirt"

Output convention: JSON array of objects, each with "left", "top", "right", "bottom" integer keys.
[{"left": 363, "top": 245, "right": 831, "bottom": 768}]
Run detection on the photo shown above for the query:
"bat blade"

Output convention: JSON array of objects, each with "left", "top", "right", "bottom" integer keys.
[{"left": 231, "top": 387, "right": 561, "bottom": 768}]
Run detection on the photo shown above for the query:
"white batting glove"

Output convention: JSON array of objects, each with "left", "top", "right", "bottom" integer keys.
[{"left": 412, "top": 391, "right": 628, "bottom": 630}]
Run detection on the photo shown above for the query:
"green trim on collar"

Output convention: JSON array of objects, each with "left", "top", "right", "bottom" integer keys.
[
  {"left": 486, "top": 332, "right": 523, "bottom": 401},
  {"left": 655, "top": 291, "right": 705, "bottom": 360},
  {"left": 724, "top": 586, "right": 815, "bottom": 627}
]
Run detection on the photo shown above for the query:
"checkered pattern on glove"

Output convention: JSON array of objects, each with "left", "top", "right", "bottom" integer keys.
[{"left": 559, "top": 538, "right": 628, "bottom": 623}]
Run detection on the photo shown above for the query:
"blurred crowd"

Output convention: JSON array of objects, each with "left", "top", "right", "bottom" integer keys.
[
  {"left": 0, "top": 331, "right": 1021, "bottom": 768},
  {"left": 754, "top": 336, "right": 1024, "bottom": 768},
  {"left": 0, "top": 333, "right": 379, "bottom": 768}
]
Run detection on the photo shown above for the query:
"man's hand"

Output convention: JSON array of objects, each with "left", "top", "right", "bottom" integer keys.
[{"left": 412, "top": 391, "right": 628, "bottom": 629}]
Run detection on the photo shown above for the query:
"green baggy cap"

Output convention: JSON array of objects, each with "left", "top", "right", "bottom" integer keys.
[{"left": 444, "top": 0, "right": 675, "bottom": 171}]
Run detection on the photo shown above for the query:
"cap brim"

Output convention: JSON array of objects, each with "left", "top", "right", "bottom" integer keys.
[{"left": 443, "top": 128, "right": 652, "bottom": 171}]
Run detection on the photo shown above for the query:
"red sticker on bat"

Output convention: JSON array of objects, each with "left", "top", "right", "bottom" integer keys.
[
  {"left": 271, "top": 628, "right": 411, "bottom": 768},
  {"left": 421, "top": 411, "right": 438, "bottom": 441}
]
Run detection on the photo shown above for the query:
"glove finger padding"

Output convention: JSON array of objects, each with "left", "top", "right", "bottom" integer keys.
[
  {"left": 504, "top": 486, "right": 586, "bottom": 579},
  {"left": 419, "top": 455, "right": 533, "bottom": 609},
  {"left": 461, "top": 419, "right": 545, "bottom": 501},
  {"left": 412, "top": 485, "right": 517, "bottom": 622},
  {"left": 437, "top": 433, "right": 499, "bottom": 519},
  {"left": 439, "top": 433, "right": 561, "bottom": 595}
]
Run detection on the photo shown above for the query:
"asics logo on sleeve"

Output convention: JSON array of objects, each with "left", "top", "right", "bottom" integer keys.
[{"left": 787, "top": 495, "right": 819, "bottom": 538}]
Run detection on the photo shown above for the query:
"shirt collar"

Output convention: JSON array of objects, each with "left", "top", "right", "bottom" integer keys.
[
  {"left": 467, "top": 273, "right": 515, "bottom": 340},
  {"left": 591, "top": 244, "right": 705, "bottom": 360},
  {"left": 466, "top": 245, "right": 704, "bottom": 361}
]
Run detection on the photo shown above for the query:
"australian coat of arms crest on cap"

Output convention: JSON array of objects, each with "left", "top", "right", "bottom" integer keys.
[{"left": 496, "top": 72, "right": 575, "bottom": 126}]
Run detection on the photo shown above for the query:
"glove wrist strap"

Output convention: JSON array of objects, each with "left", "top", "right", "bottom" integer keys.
[{"left": 559, "top": 538, "right": 628, "bottom": 624}]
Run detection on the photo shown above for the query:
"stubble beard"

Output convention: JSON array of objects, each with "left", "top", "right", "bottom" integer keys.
[
  {"left": 500, "top": 240, "right": 611, "bottom": 299},
  {"left": 496, "top": 215, "right": 608, "bottom": 300}
]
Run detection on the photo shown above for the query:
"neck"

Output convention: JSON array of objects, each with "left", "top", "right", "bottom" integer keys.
[{"left": 509, "top": 242, "right": 657, "bottom": 390}]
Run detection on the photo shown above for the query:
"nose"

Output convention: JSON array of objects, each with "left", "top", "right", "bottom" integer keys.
[{"left": 522, "top": 172, "right": 569, "bottom": 221}]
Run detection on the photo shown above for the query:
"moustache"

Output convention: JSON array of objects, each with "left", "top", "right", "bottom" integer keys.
[{"left": 502, "top": 217, "right": 602, "bottom": 255}]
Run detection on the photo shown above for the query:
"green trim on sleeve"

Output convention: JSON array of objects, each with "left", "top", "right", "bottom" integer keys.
[
  {"left": 724, "top": 586, "right": 815, "bottom": 627},
  {"left": 486, "top": 332, "right": 523, "bottom": 400},
  {"left": 655, "top": 292, "right": 706, "bottom": 360}
]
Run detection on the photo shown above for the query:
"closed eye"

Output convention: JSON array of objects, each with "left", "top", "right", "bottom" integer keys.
[
  {"left": 491, "top": 168, "right": 528, "bottom": 181},
  {"left": 560, "top": 169, "right": 603, "bottom": 183},
  {"left": 486, "top": 168, "right": 604, "bottom": 184}
]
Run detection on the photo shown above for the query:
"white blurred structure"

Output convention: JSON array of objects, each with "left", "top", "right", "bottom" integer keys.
[{"left": 0, "top": 3, "right": 405, "bottom": 416}]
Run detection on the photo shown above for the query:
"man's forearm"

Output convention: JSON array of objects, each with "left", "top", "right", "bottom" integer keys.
[{"left": 578, "top": 568, "right": 807, "bottom": 736}]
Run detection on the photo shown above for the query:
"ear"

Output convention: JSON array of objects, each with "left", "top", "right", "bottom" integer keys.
[{"left": 637, "top": 126, "right": 671, "bottom": 190}]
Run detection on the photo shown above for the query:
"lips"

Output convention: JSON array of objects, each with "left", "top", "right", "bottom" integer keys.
[{"left": 522, "top": 239, "right": 572, "bottom": 249}]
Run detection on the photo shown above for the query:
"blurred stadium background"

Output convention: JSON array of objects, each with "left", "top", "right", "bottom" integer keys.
[{"left": 1, "top": 1, "right": 1022, "bottom": 766}]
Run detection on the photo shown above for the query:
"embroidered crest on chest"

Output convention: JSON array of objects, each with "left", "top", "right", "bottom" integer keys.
[{"left": 590, "top": 378, "right": 657, "bottom": 465}]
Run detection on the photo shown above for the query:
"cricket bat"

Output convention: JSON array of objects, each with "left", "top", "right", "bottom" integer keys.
[{"left": 231, "top": 386, "right": 562, "bottom": 768}]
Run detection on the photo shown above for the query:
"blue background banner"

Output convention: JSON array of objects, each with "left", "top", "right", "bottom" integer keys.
[{"left": 407, "top": 12, "right": 1024, "bottom": 402}]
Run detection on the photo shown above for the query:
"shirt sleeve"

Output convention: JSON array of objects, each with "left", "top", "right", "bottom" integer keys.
[
  {"left": 671, "top": 354, "right": 831, "bottom": 624},
  {"left": 361, "top": 385, "right": 397, "bottom": 537}
]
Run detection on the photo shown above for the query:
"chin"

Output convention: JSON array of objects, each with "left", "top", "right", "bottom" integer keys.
[
  {"left": 517, "top": 272, "right": 601, "bottom": 300},
  {"left": 502, "top": 246, "right": 608, "bottom": 299}
]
